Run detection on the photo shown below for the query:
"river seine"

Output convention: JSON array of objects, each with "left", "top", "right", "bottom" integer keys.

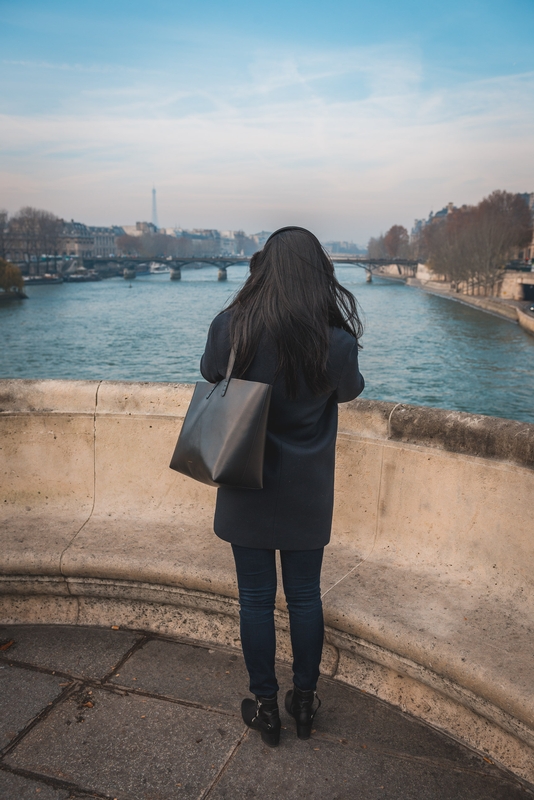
[{"left": 2, "top": 265, "right": 533, "bottom": 424}]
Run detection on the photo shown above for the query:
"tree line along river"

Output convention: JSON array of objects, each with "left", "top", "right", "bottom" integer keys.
[{"left": 1, "top": 265, "right": 533, "bottom": 424}]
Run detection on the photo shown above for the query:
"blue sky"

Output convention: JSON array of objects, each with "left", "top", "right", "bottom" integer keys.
[{"left": 1, "top": 0, "right": 533, "bottom": 242}]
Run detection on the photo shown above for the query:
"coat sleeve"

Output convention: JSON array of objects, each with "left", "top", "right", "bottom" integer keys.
[
  {"left": 336, "top": 341, "right": 365, "bottom": 403},
  {"left": 200, "top": 313, "right": 231, "bottom": 383}
]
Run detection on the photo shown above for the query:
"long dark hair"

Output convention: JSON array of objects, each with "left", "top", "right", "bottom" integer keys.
[{"left": 226, "top": 226, "right": 363, "bottom": 399}]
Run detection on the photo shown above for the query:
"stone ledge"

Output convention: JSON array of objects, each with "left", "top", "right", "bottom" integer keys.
[
  {"left": 2, "top": 380, "right": 533, "bottom": 469},
  {"left": 388, "top": 403, "right": 534, "bottom": 468},
  {"left": 2, "top": 379, "right": 534, "bottom": 786},
  {"left": 1, "top": 543, "right": 533, "bottom": 782},
  {"left": 3, "top": 562, "right": 532, "bottom": 722},
  {"left": 1, "top": 586, "right": 533, "bottom": 786}
]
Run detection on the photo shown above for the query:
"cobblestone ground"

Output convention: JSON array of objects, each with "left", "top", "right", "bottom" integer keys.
[{"left": 1, "top": 625, "right": 532, "bottom": 800}]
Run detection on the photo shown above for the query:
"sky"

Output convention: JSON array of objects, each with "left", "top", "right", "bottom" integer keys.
[{"left": 1, "top": 0, "right": 533, "bottom": 243}]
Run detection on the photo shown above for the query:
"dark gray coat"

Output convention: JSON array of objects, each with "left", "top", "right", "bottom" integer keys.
[{"left": 200, "top": 311, "right": 364, "bottom": 550}]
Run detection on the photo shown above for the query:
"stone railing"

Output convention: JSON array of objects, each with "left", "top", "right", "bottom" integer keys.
[{"left": 1, "top": 380, "right": 533, "bottom": 785}]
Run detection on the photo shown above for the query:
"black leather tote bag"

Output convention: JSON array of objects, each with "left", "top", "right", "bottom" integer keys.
[{"left": 169, "top": 349, "right": 272, "bottom": 488}]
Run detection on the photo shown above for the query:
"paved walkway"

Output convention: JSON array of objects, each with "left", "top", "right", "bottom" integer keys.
[{"left": 0, "top": 625, "right": 532, "bottom": 800}]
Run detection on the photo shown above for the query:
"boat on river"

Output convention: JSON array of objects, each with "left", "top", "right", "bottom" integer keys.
[
  {"left": 63, "top": 270, "right": 102, "bottom": 283},
  {"left": 23, "top": 274, "right": 63, "bottom": 285},
  {"left": 149, "top": 262, "right": 170, "bottom": 274}
]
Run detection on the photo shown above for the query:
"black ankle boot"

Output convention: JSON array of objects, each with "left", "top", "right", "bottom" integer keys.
[
  {"left": 285, "top": 685, "right": 321, "bottom": 740},
  {"left": 241, "top": 694, "right": 281, "bottom": 747}
]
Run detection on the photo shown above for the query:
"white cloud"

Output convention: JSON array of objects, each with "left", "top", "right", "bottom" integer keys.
[{"left": 1, "top": 46, "right": 533, "bottom": 239}]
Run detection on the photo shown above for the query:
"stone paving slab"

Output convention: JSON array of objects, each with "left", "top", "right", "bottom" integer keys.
[
  {"left": 4, "top": 685, "right": 245, "bottom": 800},
  {"left": 0, "top": 624, "right": 532, "bottom": 800},
  {"left": 0, "top": 664, "right": 66, "bottom": 751},
  {"left": 0, "top": 769, "right": 71, "bottom": 800},
  {"left": 0, "top": 624, "right": 140, "bottom": 680},
  {"left": 210, "top": 731, "right": 526, "bottom": 800},
  {"left": 109, "top": 637, "right": 292, "bottom": 712},
  {"left": 315, "top": 676, "right": 501, "bottom": 769}
]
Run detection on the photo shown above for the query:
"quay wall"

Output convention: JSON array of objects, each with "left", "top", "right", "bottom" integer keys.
[
  {"left": 517, "top": 307, "right": 534, "bottom": 336},
  {"left": 1, "top": 380, "right": 534, "bottom": 787},
  {"left": 407, "top": 278, "right": 522, "bottom": 321},
  {"left": 376, "top": 263, "right": 534, "bottom": 333}
]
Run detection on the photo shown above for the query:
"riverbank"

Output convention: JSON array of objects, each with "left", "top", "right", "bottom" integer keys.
[
  {"left": 408, "top": 277, "right": 521, "bottom": 320},
  {"left": 0, "top": 291, "right": 27, "bottom": 303},
  {"left": 376, "top": 267, "right": 534, "bottom": 335}
]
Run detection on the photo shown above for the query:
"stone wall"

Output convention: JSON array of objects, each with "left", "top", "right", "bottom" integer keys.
[
  {"left": 1, "top": 380, "right": 534, "bottom": 784},
  {"left": 499, "top": 270, "right": 534, "bottom": 301}
]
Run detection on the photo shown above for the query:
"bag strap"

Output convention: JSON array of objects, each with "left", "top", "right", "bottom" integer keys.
[
  {"left": 221, "top": 347, "right": 237, "bottom": 396},
  {"left": 205, "top": 347, "right": 236, "bottom": 400}
]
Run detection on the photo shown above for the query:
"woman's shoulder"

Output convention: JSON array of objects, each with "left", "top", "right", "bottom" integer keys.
[
  {"left": 213, "top": 308, "right": 232, "bottom": 323},
  {"left": 327, "top": 327, "right": 359, "bottom": 378},
  {"left": 208, "top": 309, "right": 232, "bottom": 336},
  {"left": 329, "top": 327, "right": 364, "bottom": 401},
  {"left": 330, "top": 326, "right": 358, "bottom": 353}
]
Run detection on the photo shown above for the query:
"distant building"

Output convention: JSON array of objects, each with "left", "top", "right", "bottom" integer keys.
[
  {"left": 60, "top": 220, "right": 94, "bottom": 258},
  {"left": 121, "top": 222, "right": 158, "bottom": 237},
  {"left": 59, "top": 222, "right": 125, "bottom": 258},
  {"left": 252, "top": 231, "right": 272, "bottom": 248},
  {"left": 217, "top": 230, "right": 237, "bottom": 255},
  {"left": 89, "top": 226, "right": 124, "bottom": 258},
  {"left": 323, "top": 241, "right": 366, "bottom": 255},
  {"left": 412, "top": 203, "right": 457, "bottom": 236}
]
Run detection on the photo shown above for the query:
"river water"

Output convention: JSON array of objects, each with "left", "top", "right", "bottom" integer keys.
[{"left": 1, "top": 265, "right": 533, "bottom": 423}]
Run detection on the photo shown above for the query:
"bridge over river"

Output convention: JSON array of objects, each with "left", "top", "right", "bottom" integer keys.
[{"left": 80, "top": 255, "right": 419, "bottom": 282}]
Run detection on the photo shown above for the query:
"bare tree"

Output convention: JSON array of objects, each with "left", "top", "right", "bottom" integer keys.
[
  {"left": 117, "top": 232, "right": 216, "bottom": 259},
  {"left": 470, "top": 191, "right": 532, "bottom": 294},
  {"left": 139, "top": 233, "right": 173, "bottom": 258},
  {"left": 234, "top": 230, "right": 257, "bottom": 256},
  {"left": 9, "top": 207, "right": 40, "bottom": 268},
  {"left": 116, "top": 234, "right": 143, "bottom": 256},
  {"left": 38, "top": 213, "right": 63, "bottom": 272},
  {"left": 423, "top": 191, "right": 532, "bottom": 295},
  {"left": 9, "top": 207, "right": 62, "bottom": 273},
  {"left": 367, "top": 235, "right": 387, "bottom": 259},
  {"left": 0, "top": 211, "right": 9, "bottom": 260},
  {"left": 424, "top": 207, "right": 474, "bottom": 287},
  {"left": 407, "top": 227, "right": 431, "bottom": 262},
  {"left": 384, "top": 225, "right": 409, "bottom": 258},
  {"left": 172, "top": 236, "right": 194, "bottom": 257}
]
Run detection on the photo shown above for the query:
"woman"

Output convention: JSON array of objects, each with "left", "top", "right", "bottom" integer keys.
[{"left": 200, "top": 226, "right": 364, "bottom": 747}]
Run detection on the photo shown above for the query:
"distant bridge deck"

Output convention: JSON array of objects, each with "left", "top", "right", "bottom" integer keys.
[{"left": 80, "top": 255, "right": 419, "bottom": 274}]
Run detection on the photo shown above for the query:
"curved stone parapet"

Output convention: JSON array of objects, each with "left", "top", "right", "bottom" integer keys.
[{"left": 1, "top": 379, "right": 533, "bottom": 787}]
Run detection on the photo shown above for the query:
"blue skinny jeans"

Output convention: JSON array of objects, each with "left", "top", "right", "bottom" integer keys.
[{"left": 231, "top": 544, "right": 324, "bottom": 698}]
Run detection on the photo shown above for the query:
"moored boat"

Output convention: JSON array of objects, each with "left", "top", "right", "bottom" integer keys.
[
  {"left": 149, "top": 262, "right": 170, "bottom": 274},
  {"left": 63, "top": 270, "right": 102, "bottom": 282},
  {"left": 23, "top": 274, "right": 63, "bottom": 285}
]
